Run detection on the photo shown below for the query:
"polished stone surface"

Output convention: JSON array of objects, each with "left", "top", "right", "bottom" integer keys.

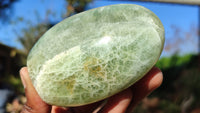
[{"left": 27, "top": 4, "right": 165, "bottom": 106}]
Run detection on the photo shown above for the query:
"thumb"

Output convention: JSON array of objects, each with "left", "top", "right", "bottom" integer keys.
[{"left": 20, "top": 67, "right": 51, "bottom": 113}]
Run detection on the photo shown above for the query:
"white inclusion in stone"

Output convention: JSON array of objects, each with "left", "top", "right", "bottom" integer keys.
[{"left": 96, "top": 36, "right": 111, "bottom": 45}]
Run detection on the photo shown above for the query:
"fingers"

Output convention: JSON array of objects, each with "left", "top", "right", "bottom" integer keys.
[
  {"left": 20, "top": 67, "right": 51, "bottom": 113},
  {"left": 51, "top": 101, "right": 103, "bottom": 113},
  {"left": 69, "top": 101, "right": 103, "bottom": 113},
  {"left": 19, "top": 66, "right": 163, "bottom": 113},
  {"left": 127, "top": 67, "right": 163, "bottom": 112},
  {"left": 51, "top": 106, "right": 69, "bottom": 113},
  {"left": 98, "top": 88, "right": 133, "bottom": 113},
  {"left": 68, "top": 67, "right": 162, "bottom": 113}
]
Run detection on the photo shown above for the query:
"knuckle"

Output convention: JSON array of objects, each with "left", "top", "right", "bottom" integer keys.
[{"left": 21, "top": 104, "right": 34, "bottom": 113}]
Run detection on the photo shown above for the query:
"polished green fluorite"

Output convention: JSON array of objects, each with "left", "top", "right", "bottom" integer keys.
[{"left": 27, "top": 4, "right": 164, "bottom": 107}]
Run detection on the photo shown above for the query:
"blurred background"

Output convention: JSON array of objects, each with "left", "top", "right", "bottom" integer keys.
[{"left": 0, "top": 0, "right": 199, "bottom": 113}]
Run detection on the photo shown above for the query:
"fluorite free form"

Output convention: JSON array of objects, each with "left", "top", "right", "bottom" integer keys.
[{"left": 27, "top": 4, "right": 164, "bottom": 106}]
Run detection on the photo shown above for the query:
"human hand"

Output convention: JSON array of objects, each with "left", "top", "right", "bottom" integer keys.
[{"left": 20, "top": 67, "right": 163, "bottom": 113}]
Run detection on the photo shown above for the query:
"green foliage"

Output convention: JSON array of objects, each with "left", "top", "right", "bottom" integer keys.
[
  {"left": 156, "top": 54, "right": 193, "bottom": 69},
  {"left": 176, "top": 68, "right": 200, "bottom": 108},
  {"left": 133, "top": 103, "right": 149, "bottom": 113},
  {"left": 158, "top": 100, "right": 181, "bottom": 113},
  {"left": 0, "top": 74, "right": 24, "bottom": 93},
  {"left": 134, "top": 54, "right": 200, "bottom": 112},
  {"left": 153, "top": 53, "right": 200, "bottom": 112}
]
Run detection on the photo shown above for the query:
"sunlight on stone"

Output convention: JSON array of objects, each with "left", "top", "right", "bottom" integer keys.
[{"left": 97, "top": 36, "right": 111, "bottom": 45}]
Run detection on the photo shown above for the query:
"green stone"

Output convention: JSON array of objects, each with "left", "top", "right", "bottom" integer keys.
[{"left": 27, "top": 4, "right": 164, "bottom": 107}]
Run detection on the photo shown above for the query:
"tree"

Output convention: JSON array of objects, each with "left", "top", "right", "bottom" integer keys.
[
  {"left": 18, "top": 23, "right": 53, "bottom": 54},
  {"left": 164, "top": 25, "right": 198, "bottom": 55},
  {"left": 0, "top": 0, "right": 19, "bottom": 24},
  {"left": 18, "top": 0, "right": 93, "bottom": 54},
  {"left": 66, "top": 0, "right": 93, "bottom": 17}
]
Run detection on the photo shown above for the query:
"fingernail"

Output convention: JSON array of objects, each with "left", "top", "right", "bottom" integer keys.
[
  {"left": 20, "top": 68, "right": 27, "bottom": 89},
  {"left": 149, "top": 68, "right": 163, "bottom": 90}
]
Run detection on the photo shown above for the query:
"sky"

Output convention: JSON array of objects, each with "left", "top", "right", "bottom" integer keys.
[{"left": 0, "top": 0, "right": 199, "bottom": 57}]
